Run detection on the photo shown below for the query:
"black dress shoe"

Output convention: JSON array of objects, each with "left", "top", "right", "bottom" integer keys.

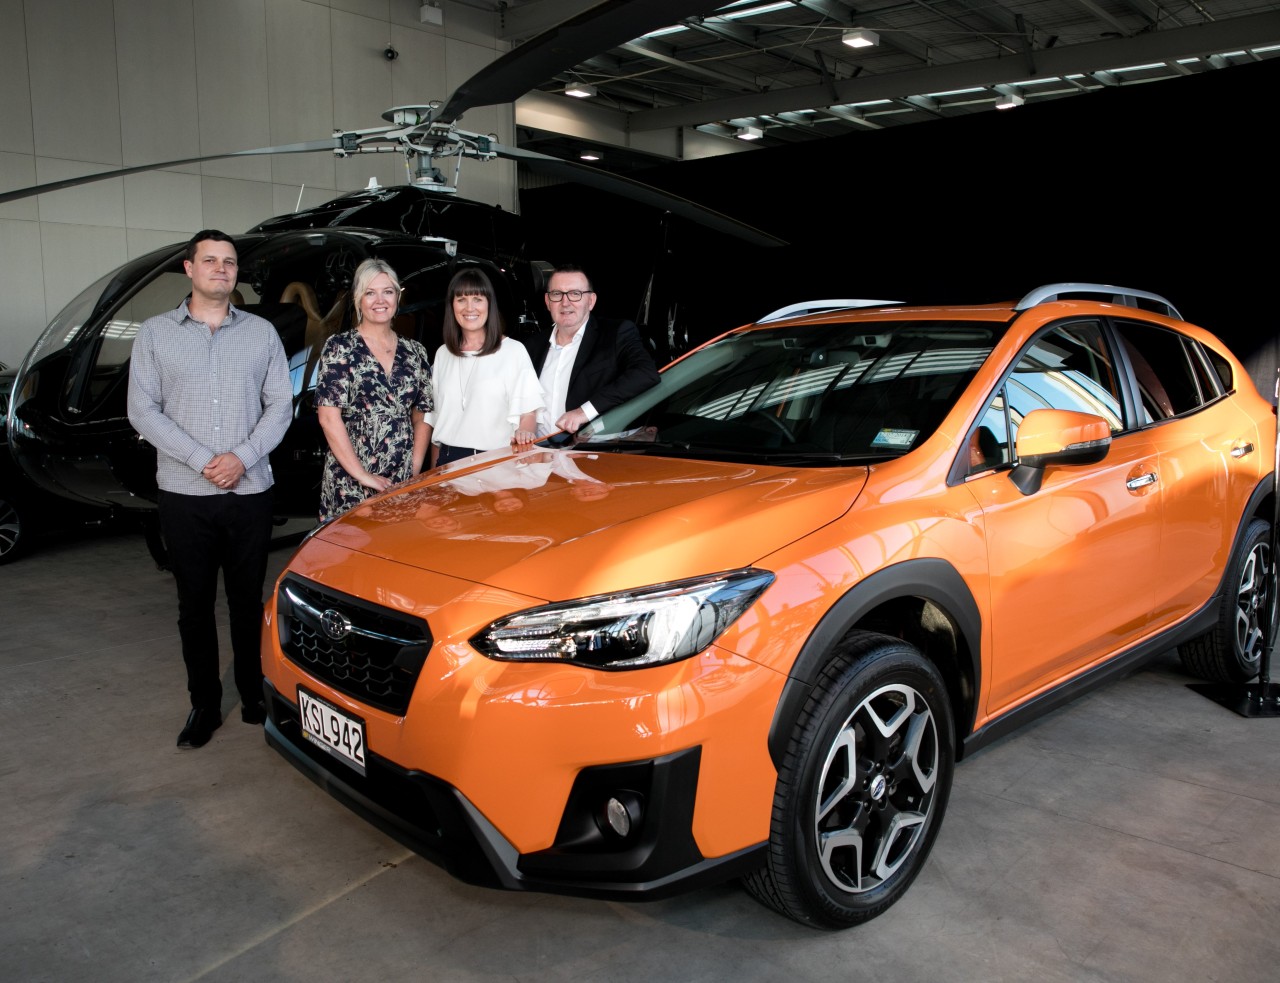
[
  {"left": 240, "top": 700, "right": 268, "bottom": 725},
  {"left": 177, "top": 708, "right": 222, "bottom": 748}
]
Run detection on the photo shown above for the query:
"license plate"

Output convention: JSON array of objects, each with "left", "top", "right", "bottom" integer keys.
[{"left": 298, "top": 687, "right": 367, "bottom": 776}]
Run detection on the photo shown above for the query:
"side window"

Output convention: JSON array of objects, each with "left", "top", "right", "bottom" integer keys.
[
  {"left": 966, "top": 320, "right": 1121, "bottom": 477},
  {"left": 965, "top": 394, "right": 1011, "bottom": 476},
  {"left": 1200, "top": 344, "right": 1234, "bottom": 394},
  {"left": 1113, "top": 319, "right": 1207, "bottom": 423},
  {"left": 1007, "top": 318, "right": 1124, "bottom": 436}
]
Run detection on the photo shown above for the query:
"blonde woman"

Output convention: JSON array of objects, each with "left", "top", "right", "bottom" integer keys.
[{"left": 314, "top": 258, "right": 433, "bottom": 520}]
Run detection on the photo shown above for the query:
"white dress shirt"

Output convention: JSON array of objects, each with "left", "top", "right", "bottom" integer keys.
[{"left": 536, "top": 324, "right": 597, "bottom": 436}]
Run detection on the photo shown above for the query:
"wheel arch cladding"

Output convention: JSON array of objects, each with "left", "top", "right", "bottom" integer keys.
[{"left": 767, "top": 558, "right": 981, "bottom": 770}]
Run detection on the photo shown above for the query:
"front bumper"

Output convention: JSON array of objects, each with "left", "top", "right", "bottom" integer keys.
[{"left": 263, "top": 680, "right": 765, "bottom": 899}]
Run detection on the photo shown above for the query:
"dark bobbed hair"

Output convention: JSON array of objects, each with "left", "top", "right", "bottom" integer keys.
[
  {"left": 442, "top": 267, "right": 503, "bottom": 356},
  {"left": 184, "top": 229, "right": 236, "bottom": 264}
]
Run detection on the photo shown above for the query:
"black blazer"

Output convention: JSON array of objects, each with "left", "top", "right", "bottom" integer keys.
[{"left": 523, "top": 315, "right": 660, "bottom": 416}]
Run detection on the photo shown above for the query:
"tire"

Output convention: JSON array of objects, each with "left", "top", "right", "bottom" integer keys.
[
  {"left": 744, "top": 631, "right": 954, "bottom": 929},
  {"left": 1178, "top": 516, "right": 1273, "bottom": 684},
  {"left": 0, "top": 489, "right": 26, "bottom": 565}
]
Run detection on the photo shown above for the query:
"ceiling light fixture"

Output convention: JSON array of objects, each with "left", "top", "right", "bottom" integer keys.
[
  {"left": 842, "top": 29, "right": 879, "bottom": 49},
  {"left": 580, "top": 151, "right": 601, "bottom": 161},
  {"left": 994, "top": 91, "right": 1025, "bottom": 109},
  {"left": 564, "top": 83, "right": 597, "bottom": 98},
  {"left": 736, "top": 125, "right": 764, "bottom": 141}
]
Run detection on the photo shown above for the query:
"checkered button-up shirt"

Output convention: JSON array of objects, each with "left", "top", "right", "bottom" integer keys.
[{"left": 127, "top": 299, "right": 293, "bottom": 496}]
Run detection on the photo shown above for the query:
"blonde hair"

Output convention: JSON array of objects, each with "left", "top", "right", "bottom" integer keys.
[{"left": 351, "top": 257, "right": 401, "bottom": 323}]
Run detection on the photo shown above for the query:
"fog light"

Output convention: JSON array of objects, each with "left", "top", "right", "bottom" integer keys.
[{"left": 603, "top": 794, "right": 641, "bottom": 837}]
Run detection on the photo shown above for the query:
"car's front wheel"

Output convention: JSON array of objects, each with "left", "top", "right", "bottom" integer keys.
[
  {"left": 744, "top": 632, "right": 954, "bottom": 928},
  {"left": 1178, "top": 516, "right": 1273, "bottom": 684}
]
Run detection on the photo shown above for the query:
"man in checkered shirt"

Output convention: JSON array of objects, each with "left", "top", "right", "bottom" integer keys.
[{"left": 128, "top": 229, "right": 292, "bottom": 749}]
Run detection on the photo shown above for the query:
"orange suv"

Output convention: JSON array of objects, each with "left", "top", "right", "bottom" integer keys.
[{"left": 260, "top": 283, "right": 1275, "bottom": 928}]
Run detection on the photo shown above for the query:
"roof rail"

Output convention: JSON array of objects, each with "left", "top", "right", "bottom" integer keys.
[
  {"left": 1016, "top": 283, "right": 1182, "bottom": 320},
  {"left": 759, "top": 299, "right": 902, "bottom": 323}
]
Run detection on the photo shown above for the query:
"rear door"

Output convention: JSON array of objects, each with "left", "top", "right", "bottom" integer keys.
[{"left": 1112, "top": 318, "right": 1270, "bottom": 626}]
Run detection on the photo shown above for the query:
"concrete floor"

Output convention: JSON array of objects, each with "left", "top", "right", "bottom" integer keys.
[{"left": 3, "top": 523, "right": 1279, "bottom": 983}]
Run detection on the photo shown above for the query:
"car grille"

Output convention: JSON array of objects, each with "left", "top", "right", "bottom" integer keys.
[{"left": 276, "top": 574, "right": 432, "bottom": 715}]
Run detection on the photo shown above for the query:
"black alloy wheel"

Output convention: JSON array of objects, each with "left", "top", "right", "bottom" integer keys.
[
  {"left": 0, "top": 491, "right": 25, "bottom": 564},
  {"left": 1178, "top": 517, "right": 1274, "bottom": 684},
  {"left": 744, "top": 631, "right": 954, "bottom": 928}
]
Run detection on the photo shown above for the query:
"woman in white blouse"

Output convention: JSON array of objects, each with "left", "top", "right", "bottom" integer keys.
[{"left": 428, "top": 267, "right": 544, "bottom": 467}]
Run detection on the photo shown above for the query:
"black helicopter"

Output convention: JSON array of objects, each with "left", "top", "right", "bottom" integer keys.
[{"left": 2, "top": 1, "right": 782, "bottom": 562}]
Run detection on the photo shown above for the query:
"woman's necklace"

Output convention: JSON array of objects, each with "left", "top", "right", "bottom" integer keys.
[
  {"left": 458, "top": 351, "right": 479, "bottom": 410},
  {"left": 363, "top": 328, "right": 397, "bottom": 356}
]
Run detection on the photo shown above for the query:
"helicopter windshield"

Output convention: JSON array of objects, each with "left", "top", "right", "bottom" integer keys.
[
  {"left": 573, "top": 320, "right": 1004, "bottom": 466},
  {"left": 20, "top": 243, "right": 181, "bottom": 371}
]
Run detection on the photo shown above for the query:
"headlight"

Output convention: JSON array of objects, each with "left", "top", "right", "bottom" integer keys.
[{"left": 471, "top": 568, "right": 775, "bottom": 670}]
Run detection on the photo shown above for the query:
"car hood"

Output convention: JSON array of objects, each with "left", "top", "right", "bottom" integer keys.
[{"left": 312, "top": 449, "right": 867, "bottom": 601}]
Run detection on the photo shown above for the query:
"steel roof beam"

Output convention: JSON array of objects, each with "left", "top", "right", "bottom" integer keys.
[{"left": 629, "top": 11, "right": 1280, "bottom": 129}]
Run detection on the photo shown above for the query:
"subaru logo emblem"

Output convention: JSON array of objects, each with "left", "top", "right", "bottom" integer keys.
[
  {"left": 320, "top": 608, "right": 352, "bottom": 640},
  {"left": 869, "top": 774, "right": 887, "bottom": 802}
]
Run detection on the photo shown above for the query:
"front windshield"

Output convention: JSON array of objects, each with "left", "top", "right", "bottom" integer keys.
[{"left": 576, "top": 320, "right": 1002, "bottom": 465}]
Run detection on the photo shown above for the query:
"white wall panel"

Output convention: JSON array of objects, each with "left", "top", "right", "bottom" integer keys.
[
  {"left": 124, "top": 171, "right": 204, "bottom": 233},
  {"left": 39, "top": 224, "right": 128, "bottom": 337},
  {"left": 272, "top": 182, "right": 341, "bottom": 217},
  {"left": 0, "top": 152, "right": 39, "bottom": 222},
  {"left": 33, "top": 159, "right": 126, "bottom": 228},
  {"left": 331, "top": 8, "right": 401, "bottom": 193},
  {"left": 456, "top": 156, "right": 516, "bottom": 212},
  {"left": 390, "top": 0, "right": 446, "bottom": 38},
  {"left": 26, "top": 0, "right": 122, "bottom": 166},
  {"left": 195, "top": 0, "right": 272, "bottom": 183},
  {"left": 0, "top": 219, "right": 45, "bottom": 367},
  {"left": 201, "top": 176, "right": 276, "bottom": 234},
  {"left": 115, "top": 0, "right": 201, "bottom": 170},
  {"left": 267, "top": 0, "right": 338, "bottom": 192},
  {"left": 332, "top": 9, "right": 396, "bottom": 126},
  {"left": 125, "top": 228, "right": 187, "bottom": 262},
  {"left": 431, "top": 0, "right": 497, "bottom": 48},
  {"left": 389, "top": 20, "right": 448, "bottom": 111},
  {"left": 333, "top": 0, "right": 390, "bottom": 19},
  {"left": 0, "top": 0, "right": 34, "bottom": 156}
]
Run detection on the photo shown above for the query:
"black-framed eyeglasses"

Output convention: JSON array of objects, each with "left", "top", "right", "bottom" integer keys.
[{"left": 546, "top": 289, "right": 593, "bottom": 302}]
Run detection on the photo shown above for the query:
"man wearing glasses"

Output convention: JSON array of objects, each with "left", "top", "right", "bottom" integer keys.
[{"left": 525, "top": 264, "right": 660, "bottom": 438}]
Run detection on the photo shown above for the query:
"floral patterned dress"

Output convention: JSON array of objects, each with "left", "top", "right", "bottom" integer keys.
[{"left": 315, "top": 329, "right": 434, "bottom": 521}]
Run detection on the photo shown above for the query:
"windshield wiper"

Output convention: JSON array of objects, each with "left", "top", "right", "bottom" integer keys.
[{"left": 576, "top": 437, "right": 696, "bottom": 454}]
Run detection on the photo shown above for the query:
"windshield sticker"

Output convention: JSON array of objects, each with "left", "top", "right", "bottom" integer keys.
[{"left": 872, "top": 428, "right": 919, "bottom": 449}]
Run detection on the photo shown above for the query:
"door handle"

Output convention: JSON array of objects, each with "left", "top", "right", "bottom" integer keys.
[
  {"left": 1231, "top": 442, "right": 1255, "bottom": 458},
  {"left": 1126, "top": 471, "right": 1158, "bottom": 490}
]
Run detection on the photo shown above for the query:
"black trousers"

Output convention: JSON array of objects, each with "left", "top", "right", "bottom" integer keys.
[
  {"left": 435, "top": 443, "right": 480, "bottom": 466},
  {"left": 159, "top": 489, "right": 274, "bottom": 712}
]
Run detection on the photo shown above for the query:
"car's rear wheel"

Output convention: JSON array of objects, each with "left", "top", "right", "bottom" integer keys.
[
  {"left": 744, "top": 632, "right": 954, "bottom": 928},
  {"left": 0, "top": 490, "right": 26, "bottom": 564},
  {"left": 1178, "top": 517, "right": 1273, "bottom": 684}
]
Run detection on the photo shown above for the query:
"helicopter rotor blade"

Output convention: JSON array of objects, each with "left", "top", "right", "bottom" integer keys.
[
  {"left": 437, "top": 0, "right": 728, "bottom": 124},
  {"left": 491, "top": 141, "right": 787, "bottom": 248},
  {"left": 0, "top": 139, "right": 341, "bottom": 206}
]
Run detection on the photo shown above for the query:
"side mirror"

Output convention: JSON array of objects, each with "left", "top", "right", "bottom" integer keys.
[{"left": 1010, "top": 408, "right": 1111, "bottom": 495}]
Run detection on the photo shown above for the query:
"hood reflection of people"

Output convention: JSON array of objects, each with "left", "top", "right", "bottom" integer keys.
[{"left": 444, "top": 449, "right": 613, "bottom": 504}]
